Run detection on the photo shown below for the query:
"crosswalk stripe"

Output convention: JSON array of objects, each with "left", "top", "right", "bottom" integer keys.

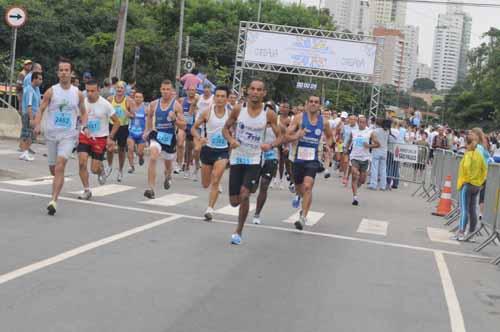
[
  {"left": 283, "top": 211, "right": 325, "bottom": 226},
  {"left": 140, "top": 193, "right": 198, "bottom": 207},
  {"left": 357, "top": 218, "right": 388, "bottom": 236},
  {"left": 427, "top": 227, "right": 459, "bottom": 245},
  {"left": 1, "top": 176, "right": 73, "bottom": 186},
  {"left": 70, "top": 184, "right": 135, "bottom": 197},
  {"left": 0, "top": 149, "right": 18, "bottom": 155},
  {"left": 215, "top": 203, "right": 256, "bottom": 216}
]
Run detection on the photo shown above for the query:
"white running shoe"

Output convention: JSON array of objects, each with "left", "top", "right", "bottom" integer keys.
[
  {"left": 117, "top": 171, "right": 123, "bottom": 183},
  {"left": 18, "top": 151, "right": 28, "bottom": 160},
  {"left": 252, "top": 216, "right": 261, "bottom": 225},
  {"left": 204, "top": 207, "right": 214, "bottom": 221},
  {"left": 24, "top": 153, "right": 34, "bottom": 161},
  {"left": 105, "top": 165, "right": 112, "bottom": 177}
]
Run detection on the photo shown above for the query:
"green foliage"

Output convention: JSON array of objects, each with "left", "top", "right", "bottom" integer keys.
[{"left": 412, "top": 78, "right": 435, "bottom": 91}]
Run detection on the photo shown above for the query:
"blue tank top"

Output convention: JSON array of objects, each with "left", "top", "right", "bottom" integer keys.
[
  {"left": 155, "top": 98, "right": 176, "bottom": 146},
  {"left": 295, "top": 113, "right": 323, "bottom": 163},
  {"left": 129, "top": 105, "right": 146, "bottom": 138},
  {"left": 182, "top": 98, "right": 195, "bottom": 131}
]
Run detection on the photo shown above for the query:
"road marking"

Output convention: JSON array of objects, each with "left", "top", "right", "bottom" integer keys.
[
  {"left": 0, "top": 215, "right": 180, "bottom": 286},
  {"left": 140, "top": 193, "right": 198, "bottom": 207},
  {"left": 215, "top": 203, "right": 256, "bottom": 216},
  {"left": 427, "top": 227, "right": 459, "bottom": 246},
  {"left": 357, "top": 218, "right": 388, "bottom": 236},
  {"left": 70, "top": 184, "right": 135, "bottom": 197},
  {"left": 434, "top": 251, "right": 467, "bottom": 332},
  {"left": 0, "top": 187, "right": 490, "bottom": 261},
  {"left": 283, "top": 211, "right": 325, "bottom": 226},
  {"left": 0, "top": 149, "right": 18, "bottom": 155},
  {"left": 2, "top": 176, "right": 72, "bottom": 186}
]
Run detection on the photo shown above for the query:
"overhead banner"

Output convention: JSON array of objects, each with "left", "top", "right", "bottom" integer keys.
[{"left": 244, "top": 30, "right": 377, "bottom": 76}]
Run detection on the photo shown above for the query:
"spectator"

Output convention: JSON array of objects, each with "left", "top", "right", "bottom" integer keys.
[
  {"left": 177, "top": 69, "right": 202, "bottom": 96},
  {"left": 100, "top": 78, "right": 112, "bottom": 99},
  {"left": 368, "top": 118, "right": 389, "bottom": 190},
  {"left": 432, "top": 126, "right": 449, "bottom": 150},
  {"left": 16, "top": 60, "right": 32, "bottom": 114},
  {"left": 109, "top": 76, "right": 119, "bottom": 96},
  {"left": 23, "top": 63, "right": 42, "bottom": 93},
  {"left": 471, "top": 127, "right": 492, "bottom": 221},
  {"left": 19, "top": 72, "right": 43, "bottom": 161}
]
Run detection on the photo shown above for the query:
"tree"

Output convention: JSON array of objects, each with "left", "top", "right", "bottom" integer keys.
[{"left": 413, "top": 78, "right": 435, "bottom": 91}]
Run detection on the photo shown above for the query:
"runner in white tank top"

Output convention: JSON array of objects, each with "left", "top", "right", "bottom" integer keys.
[
  {"left": 33, "top": 58, "right": 87, "bottom": 216},
  {"left": 222, "top": 80, "right": 282, "bottom": 245},
  {"left": 189, "top": 85, "right": 213, "bottom": 178},
  {"left": 191, "top": 86, "right": 231, "bottom": 221}
]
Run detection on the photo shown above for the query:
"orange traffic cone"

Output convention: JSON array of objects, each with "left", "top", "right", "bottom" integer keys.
[{"left": 432, "top": 175, "right": 453, "bottom": 216}]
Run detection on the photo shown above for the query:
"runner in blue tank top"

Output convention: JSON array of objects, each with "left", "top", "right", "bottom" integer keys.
[
  {"left": 143, "top": 80, "right": 186, "bottom": 199},
  {"left": 127, "top": 90, "right": 147, "bottom": 173},
  {"left": 286, "top": 95, "right": 334, "bottom": 230}
]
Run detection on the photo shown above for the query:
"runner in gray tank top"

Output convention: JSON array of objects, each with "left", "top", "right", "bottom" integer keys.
[
  {"left": 222, "top": 80, "right": 282, "bottom": 245},
  {"left": 34, "top": 58, "right": 87, "bottom": 215}
]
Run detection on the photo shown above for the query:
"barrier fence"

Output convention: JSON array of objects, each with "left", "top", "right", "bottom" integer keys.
[
  {"left": 422, "top": 148, "right": 500, "bottom": 265},
  {"left": 387, "top": 143, "right": 429, "bottom": 196}
]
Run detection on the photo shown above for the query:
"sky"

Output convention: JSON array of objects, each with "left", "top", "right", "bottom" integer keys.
[{"left": 286, "top": 0, "right": 500, "bottom": 65}]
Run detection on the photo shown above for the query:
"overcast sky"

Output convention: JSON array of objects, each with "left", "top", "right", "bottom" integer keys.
[{"left": 285, "top": 0, "right": 500, "bottom": 65}]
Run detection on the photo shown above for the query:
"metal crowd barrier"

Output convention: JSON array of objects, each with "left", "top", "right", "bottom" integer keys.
[{"left": 387, "top": 143, "right": 429, "bottom": 196}]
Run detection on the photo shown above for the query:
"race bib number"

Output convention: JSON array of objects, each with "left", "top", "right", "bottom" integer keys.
[
  {"left": 54, "top": 112, "right": 72, "bottom": 129},
  {"left": 130, "top": 126, "right": 143, "bottom": 135},
  {"left": 234, "top": 156, "right": 251, "bottom": 165},
  {"left": 297, "top": 146, "right": 315, "bottom": 161},
  {"left": 114, "top": 106, "right": 124, "bottom": 118},
  {"left": 156, "top": 131, "right": 173, "bottom": 146},
  {"left": 354, "top": 137, "right": 367, "bottom": 148},
  {"left": 88, "top": 119, "right": 100, "bottom": 134},
  {"left": 186, "top": 115, "right": 194, "bottom": 125},
  {"left": 210, "top": 132, "right": 227, "bottom": 148},
  {"left": 264, "top": 149, "right": 277, "bottom": 160}
]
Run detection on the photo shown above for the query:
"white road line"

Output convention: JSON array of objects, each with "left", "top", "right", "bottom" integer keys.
[
  {"left": 140, "top": 193, "right": 198, "bottom": 207},
  {"left": 0, "top": 187, "right": 490, "bottom": 261},
  {"left": 0, "top": 149, "right": 18, "bottom": 155},
  {"left": 2, "top": 176, "right": 73, "bottom": 186},
  {"left": 427, "top": 227, "right": 460, "bottom": 246},
  {"left": 0, "top": 215, "right": 181, "bottom": 286},
  {"left": 70, "top": 184, "right": 135, "bottom": 197},
  {"left": 434, "top": 251, "right": 467, "bottom": 332},
  {"left": 357, "top": 218, "right": 388, "bottom": 236},
  {"left": 283, "top": 211, "right": 324, "bottom": 226},
  {"left": 215, "top": 203, "right": 256, "bottom": 216}
]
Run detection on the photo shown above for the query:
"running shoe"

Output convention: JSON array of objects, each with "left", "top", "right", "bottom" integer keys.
[
  {"left": 128, "top": 166, "right": 135, "bottom": 174},
  {"left": 173, "top": 165, "right": 181, "bottom": 174},
  {"left": 98, "top": 169, "right": 107, "bottom": 185},
  {"left": 292, "top": 195, "right": 301, "bottom": 208},
  {"left": 231, "top": 233, "right": 242, "bottom": 245},
  {"left": 78, "top": 190, "right": 92, "bottom": 200},
  {"left": 164, "top": 177, "right": 171, "bottom": 190},
  {"left": 144, "top": 189, "right": 155, "bottom": 199},
  {"left": 192, "top": 170, "right": 199, "bottom": 182},
  {"left": 204, "top": 207, "right": 214, "bottom": 221},
  {"left": 451, "top": 232, "right": 465, "bottom": 241},
  {"left": 218, "top": 185, "right": 223, "bottom": 194},
  {"left": 252, "top": 215, "right": 261, "bottom": 225},
  {"left": 294, "top": 217, "right": 304, "bottom": 231},
  {"left": 18, "top": 151, "right": 27, "bottom": 160},
  {"left": 138, "top": 156, "right": 145, "bottom": 166},
  {"left": 288, "top": 182, "right": 296, "bottom": 193},
  {"left": 47, "top": 200, "right": 57, "bottom": 216},
  {"left": 324, "top": 169, "right": 331, "bottom": 179},
  {"left": 352, "top": 198, "right": 359, "bottom": 206},
  {"left": 105, "top": 165, "right": 112, "bottom": 177},
  {"left": 183, "top": 171, "right": 189, "bottom": 179},
  {"left": 117, "top": 171, "right": 123, "bottom": 182}
]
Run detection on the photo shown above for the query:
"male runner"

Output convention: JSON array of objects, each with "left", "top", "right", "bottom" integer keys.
[
  {"left": 342, "top": 114, "right": 358, "bottom": 186},
  {"left": 192, "top": 86, "right": 231, "bottom": 221},
  {"left": 143, "top": 80, "right": 186, "bottom": 199},
  {"left": 286, "top": 95, "right": 333, "bottom": 230},
  {"left": 277, "top": 101, "right": 292, "bottom": 189},
  {"left": 127, "top": 90, "right": 147, "bottom": 173},
  {"left": 349, "top": 116, "right": 380, "bottom": 206},
  {"left": 34, "top": 58, "right": 87, "bottom": 215},
  {"left": 222, "top": 80, "right": 282, "bottom": 245},
  {"left": 177, "top": 85, "right": 198, "bottom": 179},
  {"left": 227, "top": 91, "right": 238, "bottom": 112},
  {"left": 77, "top": 79, "right": 121, "bottom": 199},
  {"left": 106, "top": 81, "right": 134, "bottom": 182}
]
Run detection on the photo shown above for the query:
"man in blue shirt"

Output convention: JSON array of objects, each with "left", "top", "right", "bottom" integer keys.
[{"left": 20, "top": 72, "right": 43, "bottom": 161}]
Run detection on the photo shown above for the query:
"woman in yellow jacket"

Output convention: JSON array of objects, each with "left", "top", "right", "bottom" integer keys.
[{"left": 453, "top": 133, "right": 488, "bottom": 241}]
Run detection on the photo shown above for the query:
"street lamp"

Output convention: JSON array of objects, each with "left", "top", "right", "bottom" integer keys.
[{"left": 175, "top": 0, "right": 185, "bottom": 92}]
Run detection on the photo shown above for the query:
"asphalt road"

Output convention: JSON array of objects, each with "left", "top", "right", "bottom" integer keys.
[{"left": 0, "top": 139, "right": 499, "bottom": 332}]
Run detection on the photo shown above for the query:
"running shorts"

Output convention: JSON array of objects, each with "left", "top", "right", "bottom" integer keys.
[
  {"left": 351, "top": 159, "right": 370, "bottom": 172},
  {"left": 110, "top": 124, "right": 129, "bottom": 148},
  {"left": 128, "top": 134, "right": 145, "bottom": 145},
  {"left": 47, "top": 137, "right": 77, "bottom": 166},
  {"left": 148, "top": 130, "right": 176, "bottom": 160},
  {"left": 77, "top": 133, "right": 107, "bottom": 161},
  {"left": 229, "top": 164, "right": 261, "bottom": 196},
  {"left": 293, "top": 160, "right": 321, "bottom": 185},
  {"left": 261, "top": 159, "right": 278, "bottom": 180},
  {"left": 200, "top": 146, "right": 229, "bottom": 166}
]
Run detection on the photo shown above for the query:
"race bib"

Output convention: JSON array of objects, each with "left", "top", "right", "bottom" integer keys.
[
  {"left": 234, "top": 156, "right": 251, "bottom": 165},
  {"left": 264, "top": 149, "right": 277, "bottom": 160},
  {"left": 297, "top": 146, "right": 315, "bottom": 161},
  {"left": 88, "top": 119, "right": 100, "bottom": 134},
  {"left": 54, "top": 112, "right": 72, "bottom": 129},
  {"left": 210, "top": 132, "right": 227, "bottom": 148},
  {"left": 130, "top": 126, "right": 143, "bottom": 135},
  {"left": 354, "top": 137, "right": 367, "bottom": 148},
  {"left": 156, "top": 131, "right": 173, "bottom": 145},
  {"left": 185, "top": 115, "right": 194, "bottom": 125},
  {"left": 114, "top": 106, "right": 124, "bottom": 118}
]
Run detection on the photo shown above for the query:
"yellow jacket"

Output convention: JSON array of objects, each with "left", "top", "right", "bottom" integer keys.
[{"left": 457, "top": 149, "right": 487, "bottom": 190}]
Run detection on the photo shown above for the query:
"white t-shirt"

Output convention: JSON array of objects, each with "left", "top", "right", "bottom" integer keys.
[{"left": 85, "top": 96, "right": 116, "bottom": 137}]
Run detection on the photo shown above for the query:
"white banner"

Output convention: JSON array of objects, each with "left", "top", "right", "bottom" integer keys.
[
  {"left": 244, "top": 30, "right": 377, "bottom": 76},
  {"left": 393, "top": 144, "right": 419, "bottom": 164}
]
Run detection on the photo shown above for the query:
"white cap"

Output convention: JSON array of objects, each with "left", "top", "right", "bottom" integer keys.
[{"left": 340, "top": 111, "right": 348, "bottom": 118}]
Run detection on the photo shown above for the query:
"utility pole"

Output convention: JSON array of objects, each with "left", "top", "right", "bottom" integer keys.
[
  {"left": 109, "top": 0, "right": 129, "bottom": 80},
  {"left": 175, "top": 0, "right": 185, "bottom": 92},
  {"left": 257, "top": 0, "right": 262, "bottom": 22}
]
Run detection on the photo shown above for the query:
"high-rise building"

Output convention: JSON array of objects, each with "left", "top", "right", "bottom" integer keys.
[
  {"left": 372, "top": 0, "right": 406, "bottom": 27},
  {"left": 373, "top": 27, "right": 405, "bottom": 89},
  {"left": 401, "top": 25, "right": 419, "bottom": 90},
  {"left": 324, "top": 0, "right": 373, "bottom": 35},
  {"left": 431, "top": 1, "right": 472, "bottom": 90},
  {"left": 416, "top": 63, "right": 432, "bottom": 80}
]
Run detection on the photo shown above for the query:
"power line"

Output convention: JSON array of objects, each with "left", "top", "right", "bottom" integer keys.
[{"left": 395, "top": 0, "right": 500, "bottom": 7}]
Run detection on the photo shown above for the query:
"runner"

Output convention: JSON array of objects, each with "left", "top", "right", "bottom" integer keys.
[
  {"left": 349, "top": 116, "right": 380, "bottom": 206},
  {"left": 177, "top": 85, "right": 198, "bottom": 179},
  {"left": 33, "top": 58, "right": 87, "bottom": 215},
  {"left": 192, "top": 86, "right": 231, "bottom": 221},
  {"left": 127, "top": 90, "right": 147, "bottom": 173},
  {"left": 252, "top": 102, "right": 283, "bottom": 225},
  {"left": 77, "top": 79, "right": 121, "bottom": 199},
  {"left": 286, "top": 95, "right": 333, "bottom": 230},
  {"left": 227, "top": 91, "right": 238, "bottom": 112},
  {"left": 222, "top": 80, "right": 282, "bottom": 245},
  {"left": 342, "top": 114, "right": 358, "bottom": 186},
  {"left": 143, "top": 80, "right": 186, "bottom": 199},
  {"left": 276, "top": 101, "right": 292, "bottom": 189},
  {"left": 106, "top": 81, "right": 134, "bottom": 182}
]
